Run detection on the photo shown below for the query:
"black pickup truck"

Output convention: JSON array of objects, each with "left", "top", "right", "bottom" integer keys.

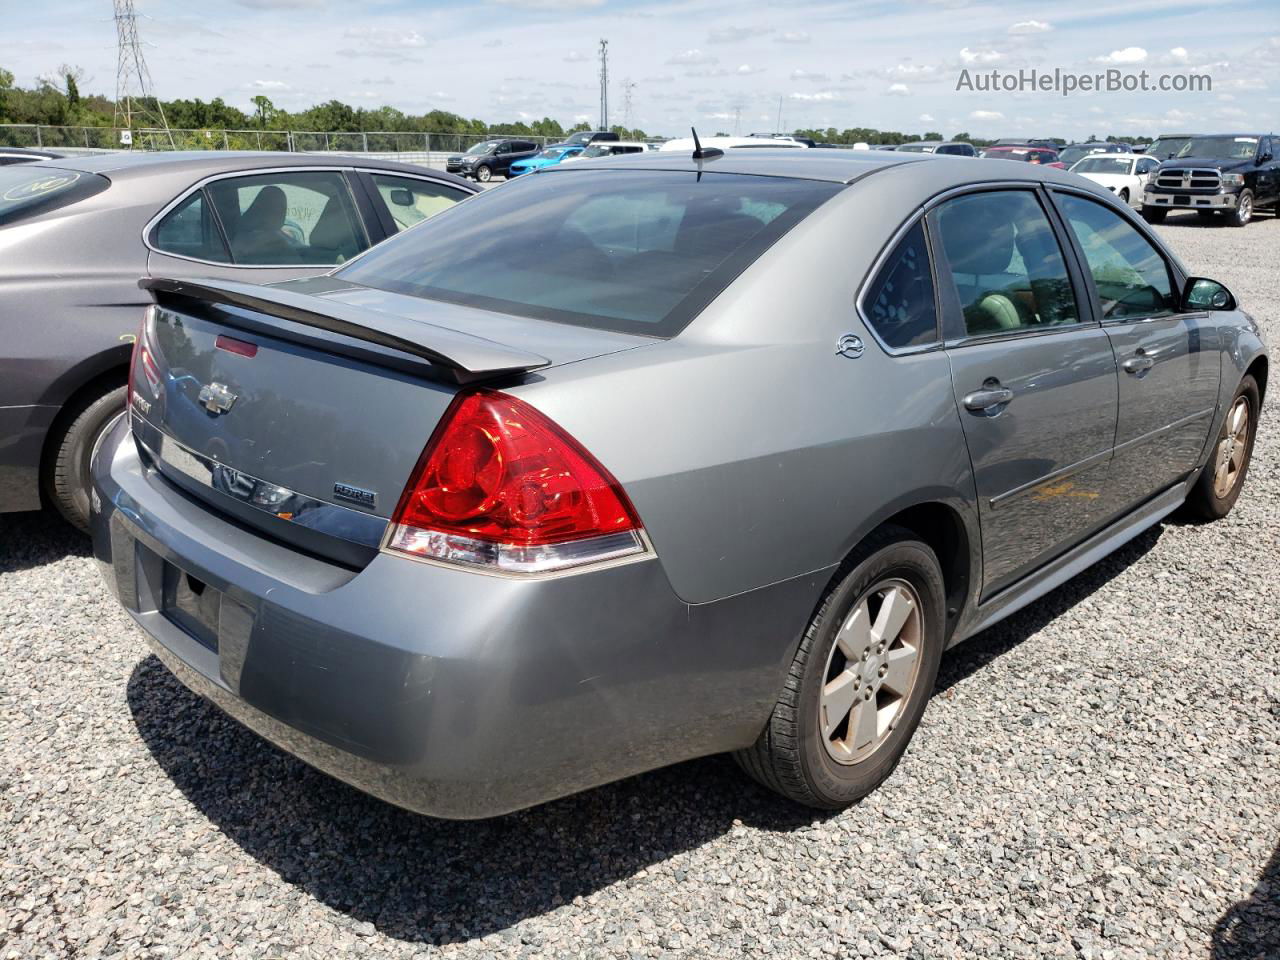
[{"left": 1142, "top": 133, "right": 1279, "bottom": 226}]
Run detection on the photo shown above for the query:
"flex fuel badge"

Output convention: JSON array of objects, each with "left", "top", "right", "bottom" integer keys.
[{"left": 2, "top": 171, "right": 81, "bottom": 203}]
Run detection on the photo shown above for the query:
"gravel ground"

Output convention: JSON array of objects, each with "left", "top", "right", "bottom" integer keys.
[{"left": 2, "top": 211, "right": 1278, "bottom": 960}]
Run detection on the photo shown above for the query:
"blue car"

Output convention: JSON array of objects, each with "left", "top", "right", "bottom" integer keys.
[{"left": 509, "top": 144, "right": 584, "bottom": 176}]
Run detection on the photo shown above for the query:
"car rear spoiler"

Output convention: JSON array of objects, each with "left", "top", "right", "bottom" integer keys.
[{"left": 139, "top": 277, "right": 551, "bottom": 382}]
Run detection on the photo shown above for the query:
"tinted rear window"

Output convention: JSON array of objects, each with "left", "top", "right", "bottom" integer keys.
[
  {"left": 336, "top": 170, "right": 841, "bottom": 337},
  {"left": 0, "top": 165, "right": 109, "bottom": 226}
]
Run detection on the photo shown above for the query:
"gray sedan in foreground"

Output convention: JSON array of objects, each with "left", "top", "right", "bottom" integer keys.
[
  {"left": 0, "top": 152, "right": 476, "bottom": 529},
  {"left": 92, "top": 149, "right": 1267, "bottom": 817}
]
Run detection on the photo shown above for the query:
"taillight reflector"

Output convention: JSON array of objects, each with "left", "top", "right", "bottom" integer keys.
[{"left": 386, "top": 390, "right": 646, "bottom": 574}]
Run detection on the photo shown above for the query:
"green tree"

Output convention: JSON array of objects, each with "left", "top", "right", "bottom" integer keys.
[{"left": 252, "top": 95, "right": 275, "bottom": 129}]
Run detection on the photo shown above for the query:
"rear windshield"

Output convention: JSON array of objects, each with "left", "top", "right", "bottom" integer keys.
[
  {"left": 0, "top": 165, "right": 109, "bottom": 226},
  {"left": 336, "top": 169, "right": 842, "bottom": 337}
]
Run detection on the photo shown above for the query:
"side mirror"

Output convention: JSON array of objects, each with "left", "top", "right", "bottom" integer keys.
[
  {"left": 388, "top": 188, "right": 415, "bottom": 207},
  {"left": 1182, "top": 277, "right": 1236, "bottom": 312},
  {"left": 1259, "top": 152, "right": 1273, "bottom": 164}
]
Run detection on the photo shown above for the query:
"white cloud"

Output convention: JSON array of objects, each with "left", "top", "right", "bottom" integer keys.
[
  {"left": 970, "top": 110, "right": 1005, "bottom": 120},
  {"left": 960, "top": 47, "right": 1003, "bottom": 64},
  {"left": 667, "top": 48, "right": 717, "bottom": 66},
  {"left": 789, "top": 90, "right": 838, "bottom": 101},
  {"left": 736, "top": 64, "right": 765, "bottom": 75},
  {"left": 342, "top": 26, "right": 429, "bottom": 49},
  {"left": 1168, "top": 46, "right": 1189, "bottom": 62},
  {"left": 918, "top": 113, "right": 935, "bottom": 122},
  {"left": 563, "top": 51, "right": 587, "bottom": 62},
  {"left": 887, "top": 83, "right": 910, "bottom": 96},
  {"left": 249, "top": 79, "right": 290, "bottom": 90},
  {"left": 791, "top": 68, "right": 830, "bottom": 81},
  {"left": 1094, "top": 47, "right": 1148, "bottom": 64},
  {"left": 775, "top": 31, "right": 811, "bottom": 44},
  {"left": 1008, "top": 20, "right": 1051, "bottom": 34},
  {"left": 492, "top": 0, "right": 605, "bottom": 8},
  {"left": 707, "top": 25, "right": 773, "bottom": 44}
]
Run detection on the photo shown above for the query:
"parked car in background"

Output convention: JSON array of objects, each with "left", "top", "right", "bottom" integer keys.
[
  {"left": 870, "top": 144, "right": 899, "bottom": 151},
  {"left": 1068, "top": 153, "right": 1161, "bottom": 207},
  {"left": 992, "top": 138, "right": 1059, "bottom": 149},
  {"left": 1057, "top": 142, "right": 1130, "bottom": 168},
  {"left": 748, "top": 133, "right": 819, "bottom": 147},
  {"left": 981, "top": 145, "right": 1065, "bottom": 168},
  {"left": 562, "top": 140, "right": 649, "bottom": 162},
  {"left": 1131, "top": 143, "right": 1152, "bottom": 155},
  {"left": 0, "top": 147, "right": 66, "bottom": 165},
  {"left": 658, "top": 135, "right": 808, "bottom": 152},
  {"left": 562, "top": 130, "right": 620, "bottom": 147},
  {"left": 445, "top": 139, "right": 540, "bottom": 181},
  {"left": 94, "top": 149, "right": 1265, "bottom": 819},
  {"left": 1145, "top": 134, "right": 1194, "bottom": 161},
  {"left": 509, "top": 144, "right": 584, "bottom": 176},
  {"left": 1142, "top": 133, "right": 1279, "bottom": 226},
  {"left": 0, "top": 151, "right": 477, "bottom": 529},
  {"left": 896, "top": 141, "right": 977, "bottom": 157}
]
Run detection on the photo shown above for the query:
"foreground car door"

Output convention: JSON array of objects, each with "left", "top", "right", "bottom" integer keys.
[
  {"left": 1050, "top": 189, "right": 1222, "bottom": 517},
  {"left": 930, "top": 187, "right": 1119, "bottom": 596}
]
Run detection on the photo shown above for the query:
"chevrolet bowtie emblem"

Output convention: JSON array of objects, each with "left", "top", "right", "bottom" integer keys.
[{"left": 198, "top": 381, "right": 238, "bottom": 415}]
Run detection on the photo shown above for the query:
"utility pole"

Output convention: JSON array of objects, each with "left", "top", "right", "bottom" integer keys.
[
  {"left": 621, "top": 78, "right": 636, "bottom": 132},
  {"left": 776, "top": 95, "right": 784, "bottom": 135},
  {"left": 598, "top": 39, "right": 609, "bottom": 131},
  {"left": 112, "top": 0, "right": 173, "bottom": 148}
]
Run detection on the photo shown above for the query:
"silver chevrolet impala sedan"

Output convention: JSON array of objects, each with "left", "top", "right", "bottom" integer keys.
[{"left": 92, "top": 148, "right": 1267, "bottom": 817}]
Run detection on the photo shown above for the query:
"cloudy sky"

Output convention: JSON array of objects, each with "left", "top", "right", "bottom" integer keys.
[{"left": 3, "top": 0, "right": 1277, "bottom": 138}]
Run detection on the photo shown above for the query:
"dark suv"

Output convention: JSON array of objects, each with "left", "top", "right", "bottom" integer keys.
[
  {"left": 446, "top": 139, "right": 541, "bottom": 182},
  {"left": 562, "top": 130, "right": 620, "bottom": 147},
  {"left": 1143, "top": 133, "right": 1279, "bottom": 226}
]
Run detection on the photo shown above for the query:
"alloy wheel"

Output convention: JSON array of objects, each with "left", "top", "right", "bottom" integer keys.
[
  {"left": 819, "top": 578, "right": 923, "bottom": 765},
  {"left": 1213, "top": 397, "right": 1250, "bottom": 498}
]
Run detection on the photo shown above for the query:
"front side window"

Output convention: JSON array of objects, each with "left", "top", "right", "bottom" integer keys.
[
  {"left": 205, "top": 171, "right": 367, "bottom": 266},
  {"left": 933, "top": 190, "right": 1080, "bottom": 337},
  {"left": 336, "top": 170, "right": 841, "bottom": 337},
  {"left": 861, "top": 221, "right": 937, "bottom": 350},
  {"left": 152, "top": 189, "right": 230, "bottom": 262},
  {"left": 370, "top": 174, "right": 468, "bottom": 232},
  {"left": 1055, "top": 193, "right": 1175, "bottom": 321}
]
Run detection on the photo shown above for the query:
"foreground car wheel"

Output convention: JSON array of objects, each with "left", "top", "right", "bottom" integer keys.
[
  {"left": 734, "top": 526, "right": 945, "bottom": 809},
  {"left": 1183, "top": 375, "right": 1260, "bottom": 521},
  {"left": 46, "top": 384, "right": 126, "bottom": 531}
]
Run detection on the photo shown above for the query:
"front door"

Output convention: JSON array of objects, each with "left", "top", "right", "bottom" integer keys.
[
  {"left": 1050, "top": 190, "right": 1222, "bottom": 519},
  {"left": 930, "top": 188, "right": 1119, "bottom": 596}
]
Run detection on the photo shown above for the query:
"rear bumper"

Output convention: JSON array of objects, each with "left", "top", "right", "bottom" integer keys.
[
  {"left": 1144, "top": 190, "right": 1238, "bottom": 210},
  {"left": 91, "top": 418, "right": 817, "bottom": 818}
]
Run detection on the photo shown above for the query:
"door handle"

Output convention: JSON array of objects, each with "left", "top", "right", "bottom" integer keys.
[
  {"left": 1121, "top": 354, "right": 1155, "bottom": 374},
  {"left": 963, "top": 384, "right": 1015, "bottom": 412}
]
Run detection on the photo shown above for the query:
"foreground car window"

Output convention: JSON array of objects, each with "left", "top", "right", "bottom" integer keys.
[
  {"left": 0, "top": 165, "right": 109, "bottom": 226},
  {"left": 205, "top": 171, "right": 367, "bottom": 266},
  {"left": 1056, "top": 193, "right": 1175, "bottom": 321},
  {"left": 862, "top": 221, "right": 937, "bottom": 350},
  {"left": 370, "top": 174, "right": 468, "bottom": 232},
  {"left": 336, "top": 170, "right": 842, "bottom": 337},
  {"left": 934, "top": 190, "right": 1080, "bottom": 336}
]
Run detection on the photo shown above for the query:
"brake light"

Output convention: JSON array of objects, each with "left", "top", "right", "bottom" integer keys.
[
  {"left": 128, "top": 305, "right": 160, "bottom": 411},
  {"left": 386, "top": 390, "right": 647, "bottom": 573}
]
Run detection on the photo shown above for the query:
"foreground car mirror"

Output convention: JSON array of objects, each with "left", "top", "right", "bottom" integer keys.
[{"left": 1182, "top": 277, "right": 1236, "bottom": 312}]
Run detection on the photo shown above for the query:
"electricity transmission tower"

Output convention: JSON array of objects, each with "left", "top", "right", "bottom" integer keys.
[
  {"left": 112, "top": 0, "right": 173, "bottom": 148},
  {"left": 621, "top": 78, "right": 636, "bottom": 132},
  {"left": 597, "top": 39, "right": 609, "bottom": 131}
]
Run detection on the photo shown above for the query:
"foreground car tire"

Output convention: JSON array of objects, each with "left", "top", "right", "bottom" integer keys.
[
  {"left": 1182, "top": 375, "right": 1260, "bottom": 521},
  {"left": 47, "top": 385, "right": 126, "bottom": 531},
  {"left": 735, "top": 526, "right": 945, "bottom": 809}
]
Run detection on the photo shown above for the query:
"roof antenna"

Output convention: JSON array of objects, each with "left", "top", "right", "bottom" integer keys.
[{"left": 691, "top": 126, "right": 723, "bottom": 161}]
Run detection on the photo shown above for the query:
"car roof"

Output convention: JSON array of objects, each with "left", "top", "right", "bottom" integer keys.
[
  {"left": 538, "top": 147, "right": 1096, "bottom": 187},
  {"left": 44, "top": 150, "right": 473, "bottom": 182}
]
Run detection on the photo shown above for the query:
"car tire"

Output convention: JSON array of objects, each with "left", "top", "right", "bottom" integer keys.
[
  {"left": 1182, "top": 375, "right": 1260, "bottom": 522},
  {"left": 1142, "top": 207, "right": 1167, "bottom": 224},
  {"left": 1228, "top": 190, "right": 1253, "bottom": 227},
  {"left": 733, "top": 525, "right": 946, "bottom": 809},
  {"left": 46, "top": 384, "right": 127, "bottom": 532},
  {"left": 475, "top": 165, "right": 493, "bottom": 183}
]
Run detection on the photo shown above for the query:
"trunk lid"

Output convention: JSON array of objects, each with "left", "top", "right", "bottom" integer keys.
[{"left": 131, "top": 276, "right": 651, "bottom": 565}]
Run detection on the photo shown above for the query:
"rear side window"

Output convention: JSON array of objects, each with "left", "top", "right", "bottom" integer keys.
[
  {"left": 205, "top": 171, "right": 367, "bottom": 266},
  {"left": 336, "top": 170, "right": 842, "bottom": 337},
  {"left": 861, "top": 221, "right": 937, "bottom": 350},
  {"left": 152, "top": 189, "right": 231, "bottom": 262},
  {"left": 370, "top": 174, "right": 468, "bottom": 233},
  {"left": 0, "top": 166, "right": 109, "bottom": 226}
]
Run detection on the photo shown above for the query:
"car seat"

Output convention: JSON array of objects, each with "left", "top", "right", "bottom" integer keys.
[
  {"left": 936, "top": 201, "right": 1030, "bottom": 334},
  {"left": 231, "top": 186, "right": 299, "bottom": 264}
]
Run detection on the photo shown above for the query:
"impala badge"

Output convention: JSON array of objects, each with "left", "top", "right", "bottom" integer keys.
[{"left": 198, "top": 381, "right": 238, "bottom": 415}]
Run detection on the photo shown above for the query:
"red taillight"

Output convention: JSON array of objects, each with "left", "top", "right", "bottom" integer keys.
[
  {"left": 215, "top": 334, "right": 258, "bottom": 358},
  {"left": 386, "top": 390, "right": 646, "bottom": 573},
  {"left": 128, "top": 306, "right": 160, "bottom": 410}
]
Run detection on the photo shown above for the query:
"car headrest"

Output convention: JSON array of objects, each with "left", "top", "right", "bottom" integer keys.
[
  {"left": 937, "top": 200, "right": 1015, "bottom": 276},
  {"left": 238, "top": 185, "right": 287, "bottom": 235}
]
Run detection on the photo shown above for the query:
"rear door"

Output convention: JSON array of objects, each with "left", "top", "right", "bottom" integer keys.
[
  {"left": 1049, "top": 189, "right": 1221, "bottom": 519},
  {"left": 930, "top": 187, "right": 1119, "bottom": 596},
  {"left": 146, "top": 168, "right": 373, "bottom": 282}
]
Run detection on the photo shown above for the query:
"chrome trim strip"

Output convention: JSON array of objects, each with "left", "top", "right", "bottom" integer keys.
[
  {"left": 1112, "top": 406, "right": 1215, "bottom": 456},
  {"left": 132, "top": 417, "right": 388, "bottom": 550}
]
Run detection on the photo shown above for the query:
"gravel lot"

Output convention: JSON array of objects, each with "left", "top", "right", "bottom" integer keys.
[{"left": 2, "top": 211, "right": 1277, "bottom": 960}]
